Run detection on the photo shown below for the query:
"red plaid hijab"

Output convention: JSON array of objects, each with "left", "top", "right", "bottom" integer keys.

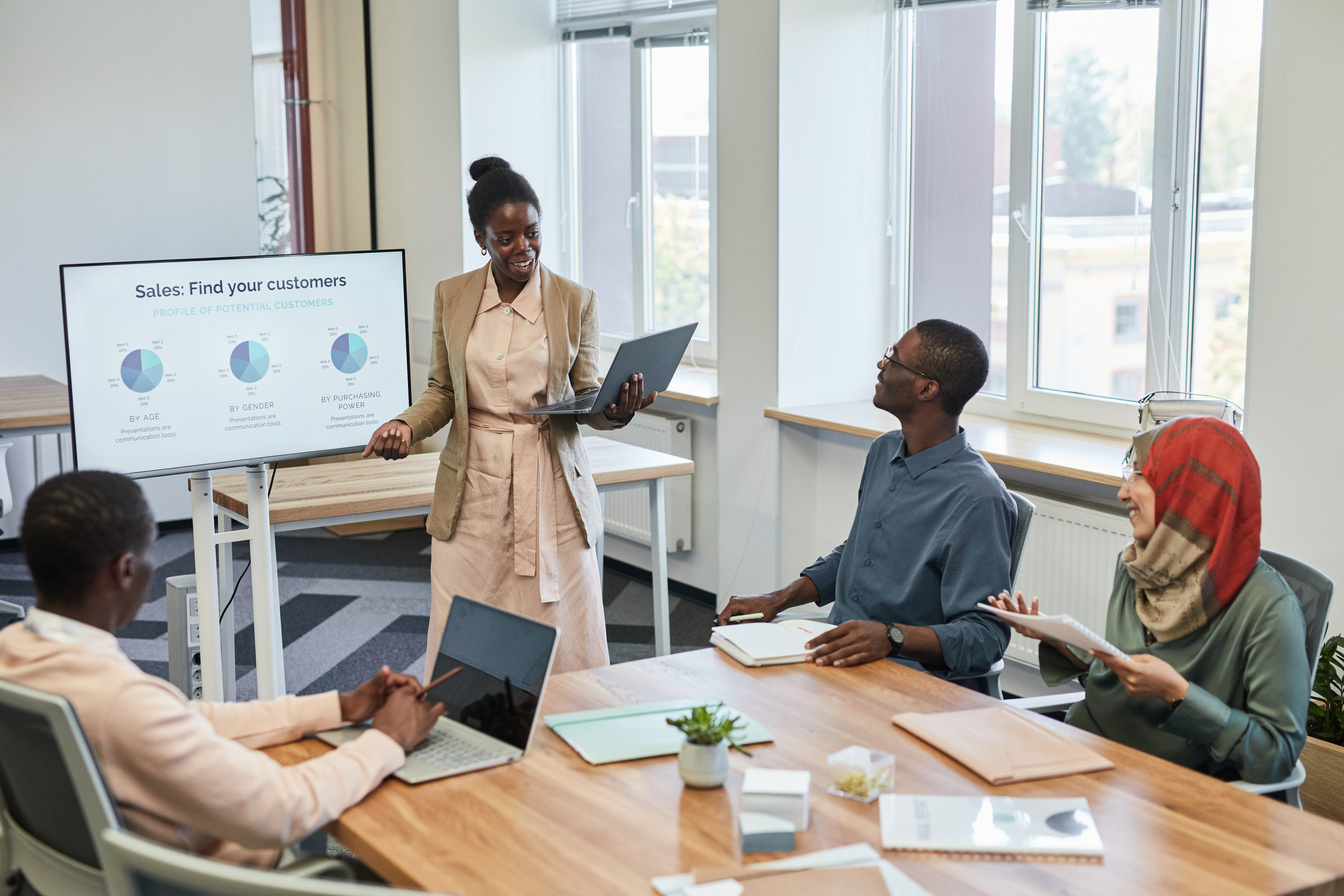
[{"left": 1122, "top": 416, "right": 1261, "bottom": 642}]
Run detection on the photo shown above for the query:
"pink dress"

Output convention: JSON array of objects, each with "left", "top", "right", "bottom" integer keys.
[{"left": 425, "top": 269, "right": 608, "bottom": 676}]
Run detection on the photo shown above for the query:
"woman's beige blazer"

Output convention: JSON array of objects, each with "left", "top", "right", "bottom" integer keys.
[{"left": 396, "top": 263, "right": 622, "bottom": 545}]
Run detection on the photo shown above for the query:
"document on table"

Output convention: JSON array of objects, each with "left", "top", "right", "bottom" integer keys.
[
  {"left": 880, "top": 794, "right": 1104, "bottom": 858},
  {"left": 651, "top": 843, "right": 931, "bottom": 896}
]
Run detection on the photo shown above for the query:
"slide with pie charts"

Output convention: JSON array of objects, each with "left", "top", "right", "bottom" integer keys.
[{"left": 60, "top": 250, "right": 411, "bottom": 477}]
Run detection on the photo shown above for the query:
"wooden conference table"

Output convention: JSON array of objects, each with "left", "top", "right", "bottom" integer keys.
[
  {"left": 204, "top": 438, "right": 693, "bottom": 697},
  {"left": 269, "top": 649, "right": 1344, "bottom": 896},
  {"left": 0, "top": 375, "right": 72, "bottom": 496}
]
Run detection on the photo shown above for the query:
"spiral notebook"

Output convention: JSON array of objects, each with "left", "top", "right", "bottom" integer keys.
[
  {"left": 976, "top": 604, "right": 1128, "bottom": 660},
  {"left": 880, "top": 795, "right": 1104, "bottom": 858}
]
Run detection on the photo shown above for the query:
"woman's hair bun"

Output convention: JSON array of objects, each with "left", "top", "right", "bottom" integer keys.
[{"left": 469, "top": 156, "right": 512, "bottom": 182}]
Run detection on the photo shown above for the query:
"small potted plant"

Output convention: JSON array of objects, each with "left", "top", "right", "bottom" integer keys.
[
  {"left": 1302, "top": 633, "right": 1344, "bottom": 823},
  {"left": 667, "top": 703, "right": 753, "bottom": 789}
]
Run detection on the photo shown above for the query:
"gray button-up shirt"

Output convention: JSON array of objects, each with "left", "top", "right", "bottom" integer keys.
[{"left": 801, "top": 429, "right": 1015, "bottom": 680}]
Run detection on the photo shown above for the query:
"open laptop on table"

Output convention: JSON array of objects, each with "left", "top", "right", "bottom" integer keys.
[
  {"left": 523, "top": 321, "right": 697, "bottom": 415},
  {"left": 316, "top": 596, "right": 558, "bottom": 784}
]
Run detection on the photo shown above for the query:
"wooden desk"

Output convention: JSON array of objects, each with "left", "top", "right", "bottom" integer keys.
[
  {"left": 270, "top": 649, "right": 1344, "bottom": 896},
  {"left": 0, "top": 375, "right": 73, "bottom": 508},
  {"left": 200, "top": 438, "right": 694, "bottom": 698}
]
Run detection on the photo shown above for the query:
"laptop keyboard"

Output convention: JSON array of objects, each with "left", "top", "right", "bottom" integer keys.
[
  {"left": 539, "top": 394, "right": 594, "bottom": 413},
  {"left": 412, "top": 728, "right": 503, "bottom": 771}
]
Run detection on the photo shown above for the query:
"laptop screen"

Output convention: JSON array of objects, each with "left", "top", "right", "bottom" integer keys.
[{"left": 426, "top": 597, "right": 557, "bottom": 751}]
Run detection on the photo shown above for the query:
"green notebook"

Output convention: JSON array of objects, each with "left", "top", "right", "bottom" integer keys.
[{"left": 545, "top": 698, "right": 774, "bottom": 765}]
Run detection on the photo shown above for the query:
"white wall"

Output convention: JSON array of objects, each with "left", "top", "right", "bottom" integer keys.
[
  {"left": 0, "top": 0, "right": 258, "bottom": 525},
  {"left": 457, "top": 0, "right": 562, "bottom": 272},
  {"left": 368, "top": 0, "right": 463, "bottom": 436},
  {"left": 714, "top": 0, "right": 782, "bottom": 606},
  {"left": 778, "top": 0, "right": 892, "bottom": 408},
  {"left": 1244, "top": 0, "right": 1344, "bottom": 638}
]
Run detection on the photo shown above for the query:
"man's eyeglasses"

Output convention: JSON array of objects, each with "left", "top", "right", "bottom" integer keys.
[{"left": 879, "top": 344, "right": 937, "bottom": 383}]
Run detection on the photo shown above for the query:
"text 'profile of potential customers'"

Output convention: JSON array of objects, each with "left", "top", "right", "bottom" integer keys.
[{"left": 61, "top": 250, "right": 410, "bottom": 477}]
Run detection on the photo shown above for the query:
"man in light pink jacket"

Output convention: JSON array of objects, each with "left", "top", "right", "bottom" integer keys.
[{"left": 0, "top": 471, "right": 445, "bottom": 866}]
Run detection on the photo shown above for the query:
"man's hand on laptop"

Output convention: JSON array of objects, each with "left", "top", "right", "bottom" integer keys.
[
  {"left": 371, "top": 685, "right": 447, "bottom": 751},
  {"left": 604, "top": 373, "right": 657, "bottom": 423},
  {"left": 339, "top": 665, "right": 422, "bottom": 723}
]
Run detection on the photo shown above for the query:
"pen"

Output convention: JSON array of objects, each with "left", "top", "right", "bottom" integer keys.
[
  {"left": 417, "top": 665, "right": 463, "bottom": 697},
  {"left": 728, "top": 613, "right": 765, "bottom": 623}
]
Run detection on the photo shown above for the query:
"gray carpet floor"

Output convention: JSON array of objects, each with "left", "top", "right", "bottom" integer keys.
[{"left": 0, "top": 527, "right": 717, "bottom": 699}]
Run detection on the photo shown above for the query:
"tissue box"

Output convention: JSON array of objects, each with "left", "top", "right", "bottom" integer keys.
[
  {"left": 741, "top": 768, "right": 810, "bottom": 831},
  {"left": 738, "top": 811, "right": 796, "bottom": 853}
]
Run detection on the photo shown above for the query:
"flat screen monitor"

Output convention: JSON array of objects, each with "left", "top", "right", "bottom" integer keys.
[{"left": 60, "top": 250, "right": 411, "bottom": 478}]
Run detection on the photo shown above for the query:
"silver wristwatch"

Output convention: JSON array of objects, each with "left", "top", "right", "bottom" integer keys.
[{"left": 886, "top": 623, "right": 905, "bottom": 657}]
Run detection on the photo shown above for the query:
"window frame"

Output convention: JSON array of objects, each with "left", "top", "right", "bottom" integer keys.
[
  {"left": 560, "top": 13, "right": 718, "bottom": 362},
  {"left": 891, "top": 0, "right": 1233, "bottom": 433}
]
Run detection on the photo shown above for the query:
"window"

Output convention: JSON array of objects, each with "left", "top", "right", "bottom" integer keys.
[
  {"left": 562, "top": 12, "right": 716, "bottom": 360},
  {"left": 892, "top": 0, "right": 1261, "bottom": 426},
  {"left": 250, "top": 0, "right": 314, "bottom": 255}
]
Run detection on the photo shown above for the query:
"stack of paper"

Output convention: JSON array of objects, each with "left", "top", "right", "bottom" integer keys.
[{"left": 741, "top": 768, "right": 810, "bottom": 830}]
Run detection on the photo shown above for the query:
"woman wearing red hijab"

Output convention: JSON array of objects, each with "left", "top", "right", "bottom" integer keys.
[{"left": 990, "top": 417, "right": 1309, "bottom": 784}]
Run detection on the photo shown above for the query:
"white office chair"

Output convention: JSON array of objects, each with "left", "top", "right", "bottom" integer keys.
[
  {"left": 1006, "top": 549, "right": 1333, "bottom": 808},
  {"left": 101, "top": 829, "right": 457, "bottom": 896},
  {"left": 0, "top": 678, "right": 122, "bottom": 896}
]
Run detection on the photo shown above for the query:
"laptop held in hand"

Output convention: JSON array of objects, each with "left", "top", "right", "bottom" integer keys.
[{"left": 523, "top": 321, "right": 697, "bottom": 415}]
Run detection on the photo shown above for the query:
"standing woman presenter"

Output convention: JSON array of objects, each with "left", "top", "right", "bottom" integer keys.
[{"left": 364, "top": 157, "right": 654, "bottom": 675}]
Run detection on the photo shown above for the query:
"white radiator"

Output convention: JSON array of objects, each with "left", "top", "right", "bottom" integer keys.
[
  {"left": 599, "top": 412, "right": 693, "bottom": 552},
  {"left": 1007, "top": 494, "right": 1133, "bottom": 668}
]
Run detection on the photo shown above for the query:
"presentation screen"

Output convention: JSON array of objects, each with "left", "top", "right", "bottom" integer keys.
[{"left": 60, "top": 250, "right": 411, "bottom": 478}]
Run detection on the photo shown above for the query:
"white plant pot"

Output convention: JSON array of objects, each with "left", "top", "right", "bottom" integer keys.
[{"left": 679, "top": 740, "right": 729, "bottom": 789}]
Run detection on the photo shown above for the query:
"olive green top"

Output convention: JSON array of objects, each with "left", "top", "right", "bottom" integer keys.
[{"left": 1040, "top": 555, "right": 1309, "bottom": 784}]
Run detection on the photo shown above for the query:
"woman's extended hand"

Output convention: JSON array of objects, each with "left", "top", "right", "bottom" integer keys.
[
  {"left": 363, "top": 420, "right": 412, "bottom": 460},
  {"left": 1091, "top": 651, "right": 1190, "bottom": 707},
  {"left": 986, "top": 591, "right": 1050, "bottom": 641},
  {"left": 604, "top": 373, "right": 657, "bottom": 422},
  {"left": 986, "top": 591, "right": 1088, "bottom": 672}
]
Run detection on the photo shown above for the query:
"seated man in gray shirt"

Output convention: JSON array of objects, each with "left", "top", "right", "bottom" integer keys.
[{"left": 717, "top": 319, "right": 1015, "bottom": 692}]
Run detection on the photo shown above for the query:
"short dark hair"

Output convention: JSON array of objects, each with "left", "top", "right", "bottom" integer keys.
[
  {"left": 912, "top": 319, "right": 989, "bottom": 416},
  {"left": 465, "top": 156, "right": 542, "bottom": 234},
  {"left": 20, "top": 471, "right": 155, "bottom": 607}
]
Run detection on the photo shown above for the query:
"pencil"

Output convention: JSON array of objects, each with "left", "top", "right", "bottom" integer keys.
[{"left": 417, "top": 665, "right": 463, "bottom": 696}]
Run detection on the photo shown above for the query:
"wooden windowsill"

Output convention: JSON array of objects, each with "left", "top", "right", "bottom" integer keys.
[
  {"left": 765, "top": 401, "right": 1130, "bottom": 488},
  {"left": 596, "top": 350, "right": 718, "bottom": 406}
]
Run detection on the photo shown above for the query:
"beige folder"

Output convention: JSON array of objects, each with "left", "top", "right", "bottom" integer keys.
[{"left": 891, "top": 705, "right": 1113, "bottom": 785}]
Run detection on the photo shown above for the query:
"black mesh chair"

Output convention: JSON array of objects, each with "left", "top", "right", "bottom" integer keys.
[
  {"left": 0, "top": 678, "right": 121, "bottom": 896},
  {"left": 100, "top": 830, "right": 455, "bottom": 896}
]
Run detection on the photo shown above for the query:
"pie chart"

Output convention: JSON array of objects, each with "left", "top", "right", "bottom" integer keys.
[
  {"left": 120, "top": 349, "right": 163, "bottom": 393},
  {"left": 230, "top": 340, "right": 269, "bottom": 383},
  {"left": 331, "top": 333, "right": 368, "bottom": 374}
]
